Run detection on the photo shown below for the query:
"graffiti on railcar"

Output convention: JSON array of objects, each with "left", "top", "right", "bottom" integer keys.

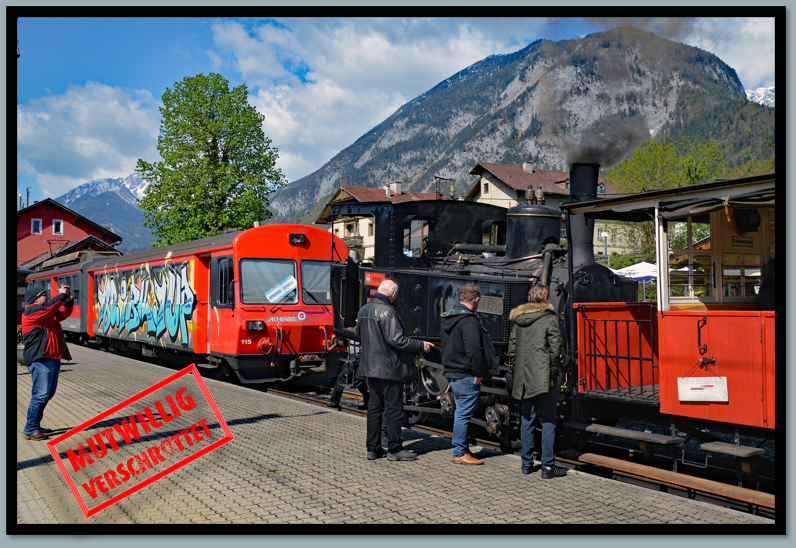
[{"left": 94, "top": 261, "right": 197, "bottom": 345}]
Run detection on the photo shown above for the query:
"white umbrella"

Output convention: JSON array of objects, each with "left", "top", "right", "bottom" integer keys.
[
  {"left": 614, "top": 261, "right": 658, "bottom": 301},
  {"left": 614, "top": 262, "right": 658, "bottom": 283}
]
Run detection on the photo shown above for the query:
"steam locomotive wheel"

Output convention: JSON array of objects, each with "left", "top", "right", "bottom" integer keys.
[
  {"left": 420, "top": 365, "right": 447, "bottom": 397},
  {"left": 406, "top": 410, "right": 429, "bottom": 425}
]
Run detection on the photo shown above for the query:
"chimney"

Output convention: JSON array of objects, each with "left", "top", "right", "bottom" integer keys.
[
  {"left": 522, "top": 162, "right": 534, "bottom": 173},
  {"left": 568, "top": 163, "right": 600, "bottom": 268},
  {"left": 390, "top": 182, "right": 402, "bottom": 195},
  {"left": 384, "top": 184, "right": 391, "bottom": 198}
]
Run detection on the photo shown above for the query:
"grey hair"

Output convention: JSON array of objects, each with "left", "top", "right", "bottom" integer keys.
[{"left": 378, "top": 279, "right": 399, "bottom": 295}]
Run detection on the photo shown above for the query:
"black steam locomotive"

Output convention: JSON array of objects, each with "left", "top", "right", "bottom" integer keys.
[{"left": 329, "top": 163, "right": 636, "bottom": 449}]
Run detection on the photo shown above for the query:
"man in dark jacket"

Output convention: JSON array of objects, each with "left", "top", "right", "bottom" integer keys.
[
  {"left": 508, "top": 285, "right": 567, "bottom": 479},
  {"left": 440, "top": 283, "right": 497, "bottom": 465},
  {"left": 355, "top": 278, "right": 432, "bottom": 461},
  {"left": 21, "top": 284, "right": 73, "bottom": 440}
]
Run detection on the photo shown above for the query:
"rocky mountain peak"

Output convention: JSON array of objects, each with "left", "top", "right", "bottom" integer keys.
[{"left": 745, "top": 87, "right": 774, "bottom": 107}]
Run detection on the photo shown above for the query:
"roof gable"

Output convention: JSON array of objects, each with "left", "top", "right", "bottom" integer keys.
[
  {"left": 17, "top": 198, "right": 123, "bottom": 242},
  {"left": 314, "top": 186, "right": 448, "bottom": 224}
]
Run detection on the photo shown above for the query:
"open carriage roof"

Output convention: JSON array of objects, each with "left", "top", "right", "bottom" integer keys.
[{"left": 560, "top": 173, "right": 775, "bottom": 222}]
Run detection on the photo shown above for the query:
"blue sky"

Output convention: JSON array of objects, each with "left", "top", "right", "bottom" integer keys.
[{"left": 15, "top": 16, "right": 777, "bottom": 204}]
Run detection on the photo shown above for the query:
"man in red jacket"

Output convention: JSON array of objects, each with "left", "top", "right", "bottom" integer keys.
[{"left": 21, "top": 284, "right": 73, "bottom": 440}]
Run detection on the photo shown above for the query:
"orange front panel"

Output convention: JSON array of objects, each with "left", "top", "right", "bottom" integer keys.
[
  {"left": 575, "top": 303, "right": 658, "bottom": 392},
  {"left": 658, "top": 311, "right": 771, "bottom": 430}
]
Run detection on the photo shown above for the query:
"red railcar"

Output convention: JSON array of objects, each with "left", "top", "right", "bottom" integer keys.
[
  {"left": 25, "top": 224, "right": 348, "bottom": 384},
  {"left": 563, "top": 173, "right": 776, "bottom": 438}
]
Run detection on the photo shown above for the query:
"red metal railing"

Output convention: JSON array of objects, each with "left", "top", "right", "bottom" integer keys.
[{"left": 575, "top": 303, "right": 659, "bottom": 402}]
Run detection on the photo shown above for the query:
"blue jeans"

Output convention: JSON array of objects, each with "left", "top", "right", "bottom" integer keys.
[
  {"left": 25, "top": 358, "right": 61, "bottom": 435},
  {"left": 520, "top": 380, "right": 559, "bottom": 467},
  {"left": 449, "top": 376, "right": 481, "bottom": 457}
]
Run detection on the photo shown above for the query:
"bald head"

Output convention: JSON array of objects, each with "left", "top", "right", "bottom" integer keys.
[{"left": 378, "top": 278, "right": 399, "bottom": 302}]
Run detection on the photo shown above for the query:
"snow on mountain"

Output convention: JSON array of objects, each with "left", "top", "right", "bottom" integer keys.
[
  {"left": 745, "top": 87, "right": 775, "bottom": 107},
  {"left": 121, "top": 172, "right": 149, "bottom": 200},
  {"left": 55, "top": 173, "right": 149, "bottom": 209}
]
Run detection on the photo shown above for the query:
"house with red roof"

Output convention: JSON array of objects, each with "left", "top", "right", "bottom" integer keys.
[
  {"left": 466, "top": 162, "right": 627, "bottom": 261},
  {"left": 314, "top": 182, "right": 448, "bottom": 259},
  {"left": 17, "top": 198, "right": 122, "bottom": 269}
]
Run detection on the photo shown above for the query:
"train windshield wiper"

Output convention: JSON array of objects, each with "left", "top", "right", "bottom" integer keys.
[{"left": 302, "top": 288, "right": 329, "bottom": 312}]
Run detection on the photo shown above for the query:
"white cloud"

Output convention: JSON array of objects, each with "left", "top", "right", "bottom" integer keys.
[
  {"left": 17, "top": 82, "right": 161, "bottom": 198},
  {"left": 210, "top": 18, "right": 551, "bottom": 183},
  {"left": 681, "top": 17, "right": 775, "bottom": 89}
]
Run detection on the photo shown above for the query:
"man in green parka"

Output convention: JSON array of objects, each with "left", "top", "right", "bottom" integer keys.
[{"left": 508, "top": 285, "right": 567, "bottom": 479}]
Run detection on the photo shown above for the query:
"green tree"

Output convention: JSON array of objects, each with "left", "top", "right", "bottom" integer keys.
[
  {"left": 609, "top": 253, "right": 639, "bottom": 270},
  {"left": 605, "top": 135, "right": 728, "bottom": 262},
  {"left": 136, "top": 73, "right": 287, "bottom": 246},
  {"left": 723, "top": 140, "right": 775, "bottom": 179}
]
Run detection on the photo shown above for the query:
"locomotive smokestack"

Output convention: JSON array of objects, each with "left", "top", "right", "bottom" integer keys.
[{"left": 568, "top": 163, "right": 600, "bottom": 268}]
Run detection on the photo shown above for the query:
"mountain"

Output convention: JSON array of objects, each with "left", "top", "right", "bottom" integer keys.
[
  {"left": 268, "top": 26, "right": 773, "bottom": 225},
  {"left": 56, "top": 172, "right": 149, "bottom": 209},
  {"left": 54, "top": 173, "right": 155, "bottom": 253},
  {"left": 745, "top": 87, "right": 775, "bottom": 107}
]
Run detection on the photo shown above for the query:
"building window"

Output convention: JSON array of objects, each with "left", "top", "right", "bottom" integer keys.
[
  {"left": 345, "top": 224, "right": 355, "bottom": 237},
  {"left": 53, "top": 219, "right": 64, "bottom": 235},
  {"left": 334, "top": 228, "right": 340, "bottom": 236},
  {"left": 31, "top": 219, "right": 42, "bottom": 234},
  {"left": 484, "top": 182, "right": 489, "bottom": 194},
  {"left": 368, "top": 223, "right": 373, "bottom": 236}
]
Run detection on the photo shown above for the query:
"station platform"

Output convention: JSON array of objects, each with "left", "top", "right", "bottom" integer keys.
[{"left": 16, "top": 345, "right": 774, "bottom": 525}]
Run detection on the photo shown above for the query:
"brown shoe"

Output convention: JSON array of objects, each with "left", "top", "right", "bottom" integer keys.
[
  {"left": 453, "top": 453, "right": 484, "bottom": 465},
  {"left": 24, "top": 431, "right": 49, "bottom": 441}
]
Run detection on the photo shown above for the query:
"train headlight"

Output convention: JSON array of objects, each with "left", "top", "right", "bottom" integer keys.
[
  {"left": 246, "top": 320, "right": 265, "bottom": 331},
  {"left": 289, "top": 233, "right": 306, "bottom": 244}
]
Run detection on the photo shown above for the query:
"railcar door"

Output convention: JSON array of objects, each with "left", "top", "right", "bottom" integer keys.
[{"left": 209, "top": 255, "right": 236, "bottom": 355}]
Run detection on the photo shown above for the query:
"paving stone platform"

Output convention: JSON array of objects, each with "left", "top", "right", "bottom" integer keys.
[{"left": 16, "top": 345, "right": 774, "bottom": 525}]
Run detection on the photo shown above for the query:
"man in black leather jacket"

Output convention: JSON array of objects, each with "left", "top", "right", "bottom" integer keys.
[{"left": 355, "top": 278, "right": 433, "bottom": 461}]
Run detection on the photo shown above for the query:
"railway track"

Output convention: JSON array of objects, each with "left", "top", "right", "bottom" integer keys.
[{"left": 266, "top": 385, "right": 775, "bottom": 520}]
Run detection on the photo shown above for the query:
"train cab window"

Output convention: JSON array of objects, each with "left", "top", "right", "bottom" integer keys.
[
  {"left": 217, "top": 258, "right": 234, "bottom": 306},
  {"left": 300, "top": 261, "right": 333, "bottom": 305},
  {"left": 239, "top": 259, "right": 298, "bottom": 304},
  {"left": 668, "top": 214, "right": 715, "bottom": 299},
  {"left": 403, "top": 219, "right": 429, "bottom": 258}
]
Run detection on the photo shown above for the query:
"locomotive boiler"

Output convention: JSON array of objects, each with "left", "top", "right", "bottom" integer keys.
[{"left": 330, "top": 163, "right": 636, "bottom": 449}]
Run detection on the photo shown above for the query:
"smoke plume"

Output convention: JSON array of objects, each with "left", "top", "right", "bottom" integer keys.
[{"left": 563, "top": 114, "right": 650, "bottom": 168}]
